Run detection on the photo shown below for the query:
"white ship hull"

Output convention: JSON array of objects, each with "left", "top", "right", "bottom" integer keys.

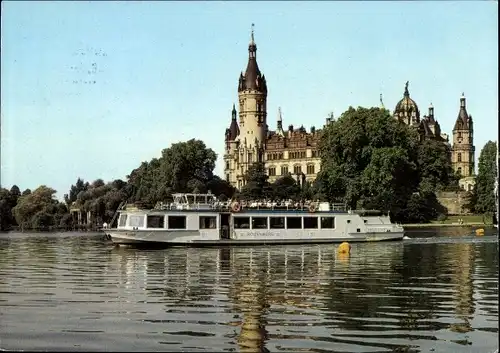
[{"left": 108, "top": 230, "right": 404, "bottom": 246}]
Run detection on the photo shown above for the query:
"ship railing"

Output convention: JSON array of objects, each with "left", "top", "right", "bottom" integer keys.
[{"left": 153, "top": 200, "right": 348, "bottom": 212}]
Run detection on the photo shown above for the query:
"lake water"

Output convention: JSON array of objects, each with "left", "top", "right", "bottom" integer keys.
[{"left": 0, "top": 227, "right": 498, "bottom": 352}]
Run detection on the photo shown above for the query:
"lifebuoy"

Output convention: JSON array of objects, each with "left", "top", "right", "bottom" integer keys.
[
  {"left": 308, "top": 203, "right": 317, "bottom": 213},
  {"left": 231, "top": 201, "right": 241, "bottom": 213}
]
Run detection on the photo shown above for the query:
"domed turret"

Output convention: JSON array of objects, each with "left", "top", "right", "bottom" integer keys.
[{"left": 393, "top": 81, "right": 420, "bottom": 125}]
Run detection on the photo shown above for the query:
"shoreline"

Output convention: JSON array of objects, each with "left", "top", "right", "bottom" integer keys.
[{"left": 403, "top": 223, "right": 493, "bottom": 228}]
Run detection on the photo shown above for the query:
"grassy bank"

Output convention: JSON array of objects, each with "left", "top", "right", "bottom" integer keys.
[{"left": 403, "top": 214, "right": 494, "bottom": 228}]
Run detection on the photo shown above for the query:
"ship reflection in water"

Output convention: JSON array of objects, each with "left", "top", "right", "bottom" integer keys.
[{"left": 0, "top": 230, "right": 498, "bottom": 352}]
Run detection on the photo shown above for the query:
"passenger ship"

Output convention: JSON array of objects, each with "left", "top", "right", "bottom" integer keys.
[{"left": 105, "top": 193, "right": 405, "bottom": 246}]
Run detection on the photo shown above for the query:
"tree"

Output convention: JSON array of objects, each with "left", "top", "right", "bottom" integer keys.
[
  {"left": 12, "top": 185, "right": 60, "bottom": 230},
  {"left": 316, "top": 106, "right": 457, "bottom": 223},
  {"left": 270, "top": 175, "right": 301, "bottom": 200},
  {"left": 317, "top": 106, "right": 419, "bottom": 213},
  {"left": 127, "top": 139, "right": 218, "bottom": 206},
  {"left": 0, "top": 188, "right": 14, "bottom": 231},
  {"left": 417, "top": 140, "right": 458, "bottom": 193},
  {"left": 64, "top": 178, "right": 89, "bottom": 207},
  {"left": 474, "top": 141, "right": 497, "bottom": 213},
  {"left": 239, "top": 162, "right": 272, "bottom": 200}
]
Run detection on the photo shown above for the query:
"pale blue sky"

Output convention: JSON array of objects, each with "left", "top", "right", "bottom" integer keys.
[{"left": 1, "top": 1, "right": 498, "bottom": 200}]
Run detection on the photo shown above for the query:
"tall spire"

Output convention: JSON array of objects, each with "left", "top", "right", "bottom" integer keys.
[
  {"left": 276, "top": 107, "right": 285, "bottom": 137},
  {"left": 232, "top": 103, "right": 237, "bottom": 120},
  {"left": 380, "top": 93, "right": 385, "bottom": 109},
  {"left": 454, "top": 92, "right": 470, "bottom": 130},
  {"left": 248, "top": 23, "right": 257, "bottom": 58},
  {"left": 238, "top": 23, "right": 266, "bottom": 93},
  {"left": 404, "top": 81, "right": 410, "bottom": 97}
]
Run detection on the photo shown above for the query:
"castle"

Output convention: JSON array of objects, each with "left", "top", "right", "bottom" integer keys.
[{"left": 224, "top": 28, "right": 475, "bottom": 191}]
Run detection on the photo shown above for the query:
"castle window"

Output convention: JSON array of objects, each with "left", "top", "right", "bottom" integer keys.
[
  {"left": 300, "top": 151, "right": 306, "bottom": 158},
  {"left": 281, "top": 166, "right": 289, "bottom": 175},
  {"left": 225, "top": 161, "right": 229, "bottom": 170},
  {"left": 226, "top": 174, "right": 230, "bottom": 182},
  {"left": 307, "top": 164, "right": 315, "bottom": 175},
  {"left": 458, "top": 153, "right": 462, "bottom": 162},
  {"left": 458, "top": 132, "right": 462, "bottom": 138},
  {"left": 268, "top": 167, "right": 276, "bottom": 176},
  {"left": 311, "top": 150, "right": 318, "bottom": 158},
  {"left": 248, "top": 153, "right": 253, "bottom": 163},
  {"left": 457, "top": 167, "right": 462, "bottom": 176},
  {"left": 278, "top": 152, "right": 284, "bottom": 159},
  {"left": 294, "top": 165, "right": 302, "bottom": 174}
]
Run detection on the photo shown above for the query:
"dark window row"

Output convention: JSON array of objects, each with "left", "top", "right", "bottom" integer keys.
[
  {"left": 234, "top": 216, "right": 335, "bottom": 229},
  {"left": 119, "top": 215, "right": 217, "bottom": 230}
]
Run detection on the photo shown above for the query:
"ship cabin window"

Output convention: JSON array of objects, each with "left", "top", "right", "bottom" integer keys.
[
  {"left": 129, "top": 215, "right": 145, "bottom": 228},
  {"left": 252, "top": 217, "right": 268, "bottom": 229},
  {"left": 147, "top": 215, "right": 165, "bottom": 228},
  {"left": 270, "top": 217, "right": 285, "bottom": 229},
  {"left": 234, "top": 217, "right": 250, "bottom": 229},
  {"left": 168, "top": 216, "right": 186, "bottom": 229},
  {"left": 286, "top": 217, "right": 302, "bottom": 229},
  {"left": 118, "top": 214, "right": 128, "bottom": 227},
  {"left": 347, "top": 220, "right": 351, "bottom": 223},
  {"left": 321, "top": 217, "right": 335, "bottom": 229},
  {"left": 199, "top": 216, "right": 217, "bottom": 229},
  {"left": 303, "top": 217, "right": 318, "bottom": 229}
]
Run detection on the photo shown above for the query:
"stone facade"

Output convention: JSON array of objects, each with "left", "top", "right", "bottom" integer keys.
[{"left": 436, "top": 191, "right": 471, "bottom": 215}]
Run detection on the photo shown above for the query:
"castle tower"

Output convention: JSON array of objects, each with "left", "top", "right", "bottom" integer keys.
[
  {"left": 451, "top": 93, "right": 475, "bottom": 177},
  {"left": 237, "top": 24, "right": 268, "bottom": 160},
  {"left": 223, "top": 25, "right": 268, "bottom": 189},
  {"left": 223, "top": 104, "right": 240, "bottom": 183}
]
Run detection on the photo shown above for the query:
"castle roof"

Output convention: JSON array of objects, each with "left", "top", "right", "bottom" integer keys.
[
  {"left": 238, "top": 25, "right": 267, "bottom": 93},
  {"left": 394, "top": 81, "right": 420, "bottom": 119},
  {"left": 453, "top": 93, "right": 473, "bottom": 131}
]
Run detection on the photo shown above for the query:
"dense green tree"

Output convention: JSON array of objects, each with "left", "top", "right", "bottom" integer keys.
[
  {"left": 239, "top": 162, "right": 272, "bottom": 200},
  {"left": 128, "top": 139, "right": 219, "bottom": 207},
  {"left": 316, "top": 106, "right": 457, "bottom": 223},
  {"left": 270, "top": 175, "right": 301, "bottom": 200},
  {"left": 12, "top": 186, "right": 61, "bottom": 231},
  {"left": 0, "top": 188, "right": 14, "bottom": 231},
  {"left": 317, "top": 107, "right": 419, "bottom": 212},
  {"left": 474, "top": 141, "right": 497, "bottom": 213},
  {"left": 64, "top": 178, "right": 89, "bottom": 207},
  {"left": 417, "top": 139, "right": 458, "bottom": 193}
]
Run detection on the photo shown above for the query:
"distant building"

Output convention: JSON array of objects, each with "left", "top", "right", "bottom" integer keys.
[{"left": 224, "top": 28, "right": 476, "bottom": 190}]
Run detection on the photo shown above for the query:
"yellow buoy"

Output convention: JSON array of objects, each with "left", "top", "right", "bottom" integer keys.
[
  {"left": 338, "top": 241, "right": 351, "bottom": 255},
  {"left": 475, "top": 228, "right": 484, "bottom": 236}
]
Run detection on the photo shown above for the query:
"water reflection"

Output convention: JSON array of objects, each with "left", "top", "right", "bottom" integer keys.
[{"left": 0, "top": 231, "right": 497, "bottom": 352}]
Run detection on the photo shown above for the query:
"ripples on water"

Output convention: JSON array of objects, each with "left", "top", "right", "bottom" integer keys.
[{"left": 0, "top": 228, "right": 498, "bottom": 352}]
